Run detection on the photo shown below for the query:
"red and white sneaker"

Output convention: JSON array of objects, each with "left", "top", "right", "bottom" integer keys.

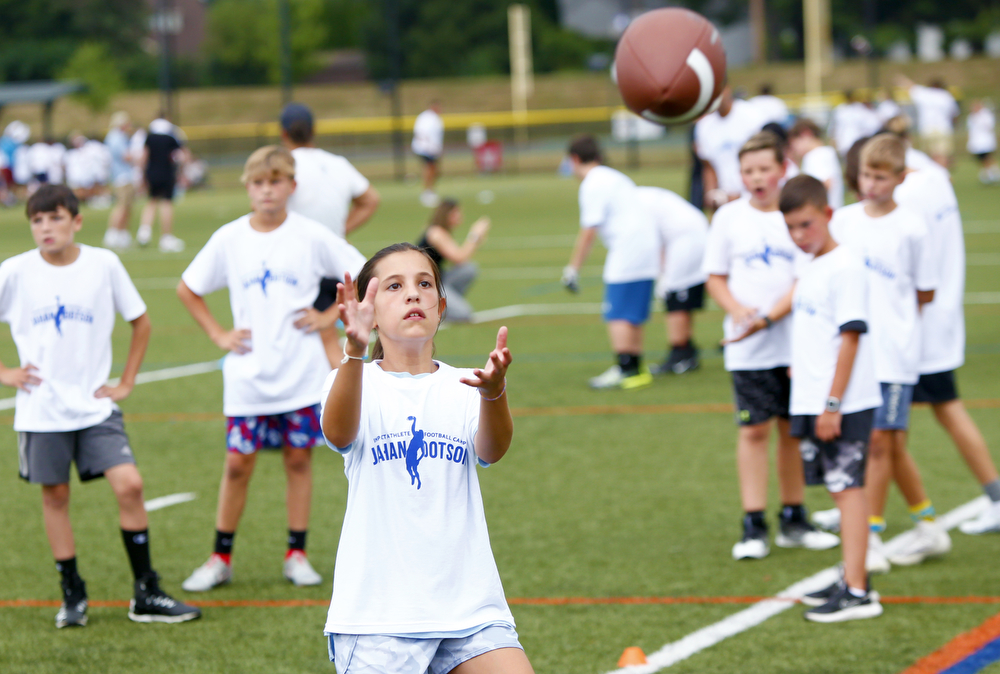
[
  {"left": 181, "top": 554, "right": 232, "bottom": 592},
  {"left": 283, "top": 551, "right": 322, "bottom": 586}
]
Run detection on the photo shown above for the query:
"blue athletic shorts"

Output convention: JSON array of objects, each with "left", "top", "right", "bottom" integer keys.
[
  {"left": 602, "top": 279, "right": 654, "bottom": 325},
  {"left": 327, "top": 623, "right": 523, "bottom": 674},
  {"left": 873, "top": 383, "right": 914, "bottom": 430}
]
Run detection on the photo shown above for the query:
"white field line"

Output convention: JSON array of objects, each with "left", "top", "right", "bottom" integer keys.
[
  {"left": 471, "top": 303, "right": 603, "bottom": 323},
  {"left": 0, "top": 361, "right": 220, "bottom": 410},
  {"left": 144, "top": 492, "right": 197, "bottom": 512},
  {"left": 604, "top": 496, "right": 990, "bottom": 674}
]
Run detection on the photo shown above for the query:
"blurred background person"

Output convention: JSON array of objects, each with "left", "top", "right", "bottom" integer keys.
[
  {"left": 695, "top": 86, "right": 765, "bottom": 210},
  {"left": 138, "top": 116, "right": 186, "bottom": 253},
  {"left": 412, "top": 100, "right": 444, "bottom": 207},
  {"left": 898, "top": 75, "right": 959, "bottom": 170},
  {"left": 966, "top": 99, "right": 998, "bottom": 184},
  {"left": 103, "top": 112, "right": 137, "bottom": 249},
  {"left": 417, "top": 198, "right": 490, "bottom": 323},
  {"left": 828, "top": 90, "right": 881, "bottom": 158},
  {"left": 749, "top": 84, "right": 790, "bottom": 127}
]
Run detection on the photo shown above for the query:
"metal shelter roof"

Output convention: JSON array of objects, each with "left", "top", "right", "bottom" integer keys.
[{"left": 0, "top": 80, "right": 85, "bottom": 107}]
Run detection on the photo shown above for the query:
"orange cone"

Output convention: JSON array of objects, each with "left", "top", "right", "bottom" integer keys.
[{"left": 617, "top": 646, "right": 648, "bottom": 667}]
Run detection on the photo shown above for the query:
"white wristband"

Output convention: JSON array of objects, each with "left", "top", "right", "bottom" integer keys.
[{"left": 341, "top": 352, "right": 365, "bottom": 365}]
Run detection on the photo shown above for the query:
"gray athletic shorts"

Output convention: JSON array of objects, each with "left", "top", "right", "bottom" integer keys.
[
  {"left": 18, "top": 410, "right": 136, "bottom": 485},
  {"left": 327, "top": 623, "right": 523, "bottom": 674}
]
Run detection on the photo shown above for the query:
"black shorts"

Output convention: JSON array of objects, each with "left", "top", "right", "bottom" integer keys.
[
  {"left": 148, "top": 179, "right": 175, "bottom": 200},
  {"left": 731, "top": 367, "right": 790, "bottom": 426},
  {"left": 665, "top": 283, "right": 705, "bottom": 312},
  {"left": 313, "top": 277, "right": 342, "bottom": 312},
  {"left": 415, "top": 153, "right": 439, "bottom": 165},
  {"left": 790, "top": 409, "right": 874, "bottom": 493},
  {"left": 975, "top": 152, "right": 994, "bottom": 161},
  {"left": 913, "top": 370, "right": 959, "bottom": 404}
]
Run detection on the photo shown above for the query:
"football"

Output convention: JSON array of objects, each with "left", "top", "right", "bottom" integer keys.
[{"left": 613, "top": 8, "right": 728, "bottom": 125}]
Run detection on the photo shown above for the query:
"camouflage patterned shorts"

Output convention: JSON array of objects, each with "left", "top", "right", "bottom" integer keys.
[
  {"left": 327, "top": 623, "right": 522, "bottom": 674},
  {"left": 791, "top": 409, "right": 874, "bottom": 493}
]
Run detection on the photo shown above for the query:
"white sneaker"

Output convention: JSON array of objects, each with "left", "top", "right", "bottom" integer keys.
[
  {"left": 283, "top": 551, "right": 322, "bottom": 586},
  {"left": 102, "top": 228, "right": 118, "bottom": 248},
  {"left": 182, "top": 554, "right": 232, "bottom": 592},
  {"left": 866, "top": 531, "right": 891, "bottom": 574},
  {"left": 811, "top": 508, "right": 842, "bottom": 533},
  {"left": 136, "top": 224, "right": 153, "bottom": 246},
  {"left": 888, "top": 520, "right": 951, "bottom": 566},
  {"left": 959, "top": 500, "right": 1000, "bottom": 535},
  {"left": 775, "top": 520, "right": 840, "bottom": 550},
  {"left": 589, "top": 365, "right": 625, "bottom": 389},
  {"left": 419, "top": 190, "right": 440, "bottom": 208},
  {"left": 732, "top": 535, "right": 769, "bottom": 560},
  {"left": 158, "top": 234, "right": 185, "bottom": 253}
]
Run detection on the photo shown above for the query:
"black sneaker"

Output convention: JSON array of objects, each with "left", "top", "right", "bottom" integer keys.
[
  {"left": 776, "top": 518, "right": 840, "bottom": 550},
  {"left": 56, "top": 579, "right": 88, "bottom": 628},
  {"left": 650, "top": 346, "right": 701, "bottom": 376},
  {"left": 732, "top": 520, "right": 769, "bottom": 560},
  {"left": 803, "top": 582, "right": 882, "bottom": 622},
  {"left": 129, "top": 572, "right": 202, "bottom": 624},
  {"left": 801, "top": 578, "right": 881, "bottom": 608}
]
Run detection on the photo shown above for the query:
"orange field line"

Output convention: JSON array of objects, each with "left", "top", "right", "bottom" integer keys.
[
  {"left": 4, "top": 596, "right": 1000, "bottom": 609},
  {"left": 899, "top": 611, "right": 1000, "bottom": 674}
]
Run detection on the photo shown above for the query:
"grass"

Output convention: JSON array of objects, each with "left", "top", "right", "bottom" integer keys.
[{"left": 0, "top": 157, "right": 998, "bottom": 673}]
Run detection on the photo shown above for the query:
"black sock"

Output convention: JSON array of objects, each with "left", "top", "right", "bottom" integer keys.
[
  {"left": 617, "top": 353, "right": 640, "bottom": 376},
  {"left": 288, "top": 530, "right": 307, "bottom": 552},
  {"left": 55, "top": 557, "right": 82, "bottom": 589},
  {"left": 780, "top": 504, "right": 807, "bottom": 523},
  {"left": 214, "top": 530, "right": 235, "bottom": 556},
  {"left": 121, "top": 528, "right": 153, "bottom": 580},
  {"left": 744, "top": 511, "right": 767, "bottom": 531}
]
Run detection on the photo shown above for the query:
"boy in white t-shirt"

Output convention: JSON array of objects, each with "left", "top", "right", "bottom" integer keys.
[
  {"left": 635, "top": 185, "right": 708, "bottom": 375},
  {"left": 704, "top": 132, "right": 839, "bottom": 560},
  {"left": 830, "top": 134, "right": 950, "bottom": 571},
  {"left": 561, "top": 135, "right": 659, "bottom": 390},
  {"left": 694, "top": 86, "right": 765, "bottom": 210},
  {"left": 967, "top": 100, "right": 999, "bottom": 184},
  {"left": 178, "top": 147, "right": 366, "bottom": 592},
  {"left": 780, "top": 175, "right": 883, "bottom": 622},
  {"left": 280, "top": 103, "right": 381, "bottom": 366},
  {"left": 898, "top": 75, "right": 959, "bottom": 169},
  {"left": 787, "top": 118, "right": 844, "bottom": 209},
  {"left": 0, "top": 185, "right": 200, "bottom": 628}
]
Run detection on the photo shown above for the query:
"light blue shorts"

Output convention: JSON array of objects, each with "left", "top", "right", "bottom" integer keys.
[
  {"left": 602, "top": 279, "right": 654, "bottom": 325},
  {"left": 873, "top": 383, "right": 914, "bottom": 430},
  {"left": 328, "top": 624, "right": 523, "bottom": 674}
]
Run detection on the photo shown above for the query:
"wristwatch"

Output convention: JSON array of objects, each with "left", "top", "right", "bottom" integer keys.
[
  {"left": 762, "top": 316, "right": 774, "bottom": 329},
  {"left": 825, "top": 396, "right": 841, "bottom": 413}
]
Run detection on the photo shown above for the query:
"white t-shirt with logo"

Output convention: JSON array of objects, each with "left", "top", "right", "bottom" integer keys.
[
  {"left": 0, "top": 245, "right": 147, "bottom": 432},
  {"left": 830, "top": 203, "right": 938, "bottom": 384},
  {"left": 702, "top": 198, "right": 805, "bottom": 371},
  {"left": 287, "top": 147, "right": 370, "bottom": 239},
  {"left": 694, "top": 99, "right": 764, "bottom": 196},
  {"left": 800, "top": 145, "right": 844, "bottom": 209},
  {"left": 791, "top": 245, "right": 882, "bottom": 416},
  {"left": 181, "top": 212, "right": 366, "bottom": 417},
  {"left": 967, "top": 108, "right": 997, "bottom": 155},
  {"left": 909, "top": 85, "right": 958, "bottom": 135},
  {"left": 895, "top": 168, "right": 965, "bottom": 374},
  {"left": 578, "top": 166, "right": 660, "bottom": 284},
  {"left": 635, "top": 186, "right": 708, "bottom": 293},
  {"left": 320, "top": 362, "right": 516, "bottom": 635},
  {"left": 412, "top": 109, "right": 444, "bottom": 158}
]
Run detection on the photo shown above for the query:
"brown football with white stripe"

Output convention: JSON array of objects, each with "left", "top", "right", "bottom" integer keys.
[{"left": 613, "top": 8, "right": 727, "bottom": 125}]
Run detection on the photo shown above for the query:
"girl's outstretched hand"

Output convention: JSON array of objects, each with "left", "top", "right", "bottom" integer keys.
[
  {"left": 338, "top": 272, "right": 377, "bottom": 357},
  {"left": 460, "top": 326, "right": 512, "bottom": 398}
]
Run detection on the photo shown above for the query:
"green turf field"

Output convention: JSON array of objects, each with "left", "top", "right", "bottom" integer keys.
[{"left": 1, "top": 159, "right": 998, "bottom": 674}]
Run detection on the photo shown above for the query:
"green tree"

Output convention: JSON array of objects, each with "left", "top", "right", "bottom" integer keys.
[
  {"left": 204, "top": 0, "right": 328, "bottom": 85},
  {"left": 58, "top": 42, "right": 125, "bottom": 112}
]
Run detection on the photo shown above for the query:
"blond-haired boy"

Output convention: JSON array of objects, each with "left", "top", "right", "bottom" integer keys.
[
  {"left": 829, "top": 134, "right": 949, "bottom": 572},
  {"left": 178, "top": 146, "right": 365, "bottom": 591}
]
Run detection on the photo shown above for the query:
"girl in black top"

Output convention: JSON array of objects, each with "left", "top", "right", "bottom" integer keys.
[{"left": 416, "top": 198, "right": 490, "bottom": 322}]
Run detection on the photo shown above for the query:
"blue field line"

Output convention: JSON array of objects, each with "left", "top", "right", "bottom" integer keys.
[{"left": 940, "top": 635, "right": 1000, "bottom": 674}]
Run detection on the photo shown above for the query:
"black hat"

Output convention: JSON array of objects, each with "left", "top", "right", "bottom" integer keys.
[{"left": 280, "top": 103, "right": 313, "bottom": 131}]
